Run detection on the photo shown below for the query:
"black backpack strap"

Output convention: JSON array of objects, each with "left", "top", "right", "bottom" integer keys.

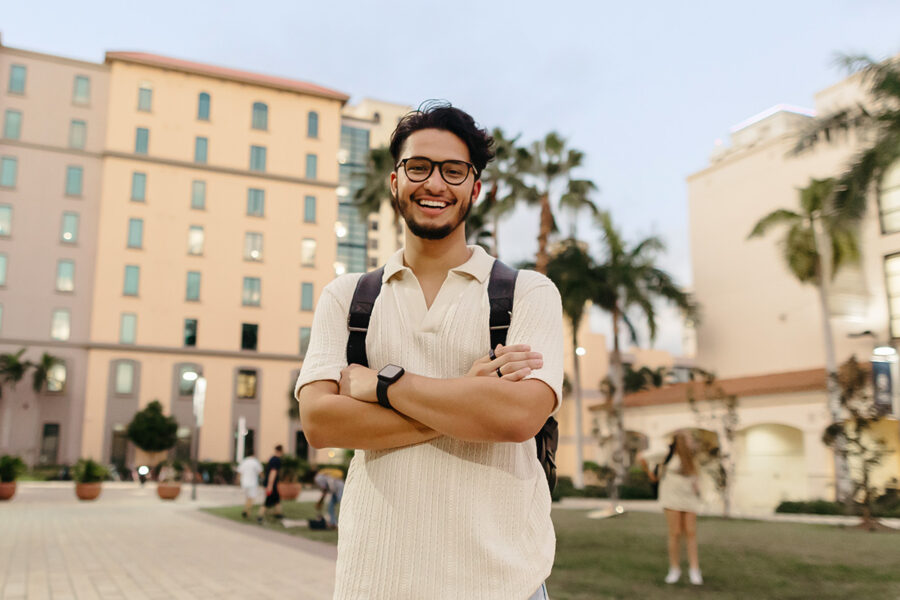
[
  {"left": 487, "top": 260, "right": 518, "bottom": 349},
  {"left": 346, "top": 267, "right": 384, "bottom": 368}
]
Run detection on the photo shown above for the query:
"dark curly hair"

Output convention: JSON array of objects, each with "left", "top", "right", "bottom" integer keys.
[{"left": 389, "top": 100, "right": 495, "bottom": 179}]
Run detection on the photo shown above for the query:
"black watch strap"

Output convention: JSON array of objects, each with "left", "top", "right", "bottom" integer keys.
[{"left": 376, "top": 378, "right": 393, "bottom": 409}]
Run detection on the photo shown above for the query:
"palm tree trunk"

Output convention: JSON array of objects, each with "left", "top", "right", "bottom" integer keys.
[
  {"left": 572, "top": 335, "right": 585, "bottom": 490},
  {"left": 609, "top": 308, "right": 626, "bottom": 500},
  {"left": 492, "top": 212, "right": 500, "bottom": 259},
  {"left": 535, "top": 193, "right": 553, "bottom": 274}
]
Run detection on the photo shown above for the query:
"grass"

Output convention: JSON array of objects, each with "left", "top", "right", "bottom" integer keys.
[
  {"left": 204, "top": 503, "right": 900, "bottom": 599},
  {"left": 203, "top": 500, "right": 339, "bottom": 545}
]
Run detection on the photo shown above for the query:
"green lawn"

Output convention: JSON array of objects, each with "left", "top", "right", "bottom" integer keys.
[{"left": 205, "top": 503, "right": 900, "bottom": 599}]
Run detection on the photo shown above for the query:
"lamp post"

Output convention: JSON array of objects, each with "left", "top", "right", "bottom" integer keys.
[
  {"left": 191, "top": 375, "right": 206, "bottom": 501},
  {"left": 574, "top": 346, "right": 586, "bottom": 490}
]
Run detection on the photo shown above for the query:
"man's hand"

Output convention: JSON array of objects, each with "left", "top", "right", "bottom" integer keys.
[
  {"left": 466, "top": 344, "right": 543, "bottom": 381},
  {"left": 340, "top": 364, "right": 378, "bottom": 403}
]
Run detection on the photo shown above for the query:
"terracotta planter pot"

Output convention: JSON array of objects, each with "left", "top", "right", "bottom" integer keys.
[
  {"left": 157, "top": 483, "right": 182, "bottom": 500},
  {"left": 75, "top": 482, "right": 102, "bottom": 501},
  {"left": 277, "top": 481, "right": 302, "bottom": 500},
  {"left": 0, "top": 481, "right": 16, "bottom": 501}
]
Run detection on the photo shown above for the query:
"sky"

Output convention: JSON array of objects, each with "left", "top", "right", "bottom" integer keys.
[{"left": 4, "top": 0, "right": 899, "bottom": 355}]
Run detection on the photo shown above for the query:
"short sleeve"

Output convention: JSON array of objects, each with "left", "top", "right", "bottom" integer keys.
[
  {"left": 506, "top": 271, "right": 565, "bottom": 415},
  {"left": 294, "top": 274, "right": 362, "bottom": 398}
]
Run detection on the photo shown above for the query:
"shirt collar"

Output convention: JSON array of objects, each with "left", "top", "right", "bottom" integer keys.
[{"left": 382, "top": 245, "right": 495, "bottom": 284}]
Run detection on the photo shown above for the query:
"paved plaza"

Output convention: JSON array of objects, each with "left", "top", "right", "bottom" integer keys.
[{"left": 0, "top": 483, "right": 336, "bottom": 600}]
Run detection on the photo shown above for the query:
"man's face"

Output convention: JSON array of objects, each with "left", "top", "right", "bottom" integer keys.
[{"left": 390, "top": 128, "right": 481, "bottom": 241}]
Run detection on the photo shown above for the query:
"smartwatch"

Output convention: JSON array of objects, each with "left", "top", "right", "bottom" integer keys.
[{"left": 376, "top": 364, "right": 405, "bottom": 409}]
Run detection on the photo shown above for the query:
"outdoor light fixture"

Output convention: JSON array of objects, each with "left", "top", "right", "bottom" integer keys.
[
  {"left": 182, "top": 371, "right": 198, "bottom": 381},
  {"left": 873, "top": 345, "right": 897, "bottom": 357},
  {"left": 335, "top": 222, "right": 348, "bottom": 238},
  {"left": 334, "top": 262, "right": 347, "bottom": 276},
  {"left": 575, "top": 347, "right": 586, "bottom": 356}
]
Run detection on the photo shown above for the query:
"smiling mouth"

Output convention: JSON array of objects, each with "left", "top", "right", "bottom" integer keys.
[{"left": 414, "top": 198, "right": 453, "bottom": 210}]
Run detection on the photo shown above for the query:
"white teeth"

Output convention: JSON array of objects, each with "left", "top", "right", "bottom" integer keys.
[{"left": 419, "top": 200, "right": 447, "bottom": 208}]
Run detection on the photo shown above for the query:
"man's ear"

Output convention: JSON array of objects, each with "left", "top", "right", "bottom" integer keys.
[
  {"left": 471, "top": 179, "right": 482, "bottom": 202},
  {"left": 390, "top": 171, "right": 398, "bottom": 197}
]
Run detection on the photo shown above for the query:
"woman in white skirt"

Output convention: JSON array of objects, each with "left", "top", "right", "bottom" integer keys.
[{"left": 643, "top": 430, "right": 703, "bottom": 585}]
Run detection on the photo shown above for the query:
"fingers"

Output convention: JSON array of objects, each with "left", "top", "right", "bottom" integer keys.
[
  {"left": 501, "top": 366, "right": 532, "bottom": 381},
  {"left": 494, "top": 351, "right": 543, "bottom": 376}
]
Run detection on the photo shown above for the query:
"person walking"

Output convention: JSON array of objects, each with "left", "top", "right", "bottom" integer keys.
[
  {"left": 258, "top": 444, "right": 284, "bottom": 523},
  {"left": 237, "top": 450, "right": 263, "bottom": 519},
  {"left": 313, "top": 467, "right": 345, "bottom": 528},
  {"left": 295, "top": 102, "right": 563, "bottom": 600},
  {"left": 645, "top": 430, "right": 704, "bottom": 585}
]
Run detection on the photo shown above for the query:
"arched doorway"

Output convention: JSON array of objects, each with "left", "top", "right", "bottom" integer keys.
[{"left": 734, "top": 423, "right": 806, "bottom": 513}]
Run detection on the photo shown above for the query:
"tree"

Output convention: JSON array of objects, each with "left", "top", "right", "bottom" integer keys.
[
  {"left": 476, "top": 128, "right": 521, "bottom": 257},
  {"left": 793, "top": 54, "right": 900, "bottom": 223},
  {"left": 511, "top": 132, "right": 598, "bottom": 273},
  {"left": 593, "top": 211, "right": 698, "bottom": 498},
  {"left": 353, "top": 146, "right": 396, "bottom": 220},
  {"left": 0, "top": 349, "right": 29, "bottom": 399},
  {"left": 823, "top": 357, "right": 893, "bottom": 531},
  {"left": 748, "top": 177, "right": 859, "bottom": 501},
  {"left": 30, "top": 353, "right": 62, "bottom": 394},
  {"left": 126, "top": 401, "right": 178, "bottom": 454},
  {"left": 545, "top": 238, "right": 597, "bottom": 489}
]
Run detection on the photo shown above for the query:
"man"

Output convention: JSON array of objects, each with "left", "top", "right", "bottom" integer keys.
[
  {"left": 296, "top": 103, "right": 563, "bottom": 600},
  {"left": 313, "top": 467, "right": 345, "bottom": 529},
  {"left": 236, "top": 450, "right": 263, "bottom": 519},
  {"left": 258, "top": 444, "right": 283, "bottom": 523}
]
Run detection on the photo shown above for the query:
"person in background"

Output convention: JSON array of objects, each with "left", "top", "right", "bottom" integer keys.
[
  {"left": 314, "top": 467, "right": 345, "bottom": 528},
  {"left": 258, "top": 444, "right": 284, "bottom": 523},
  {"left": 642, "top": 430, "right": 703, "bottom": 585},
  {"left": 237, "top": 450, "right": 263, "bottom": 519}
]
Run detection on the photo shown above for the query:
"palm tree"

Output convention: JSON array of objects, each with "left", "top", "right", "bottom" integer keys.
[
  {"left": 593, "top": 212, "right": 698, "bottom": 497},
  {"left": 546, "top": 238, "right": 597, "bottom": 489},
  {"left": 30, "top": 353, "right": 62, "bottom": 394},
  {"left": 353, "top": 146, "right": 396, "bottom": 220},
  {"left": 748, "top": 177, "right": 859, "bottom": 501},
  {"left": 512, "top": 132, "right": 598, "bottom": 273},
  {"left": 477, "top": 128, "right": 521, "bottom": 257},
  {"left": 793, "top": 54, "right": 900, "bottom": 222},
  {"left": 0, "top": 349, "right": 29, "bottom": 398}
]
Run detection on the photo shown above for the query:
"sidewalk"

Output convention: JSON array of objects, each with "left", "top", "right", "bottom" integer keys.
[{"left": 0, "top": 482, "right": 335, "bottom": 600}]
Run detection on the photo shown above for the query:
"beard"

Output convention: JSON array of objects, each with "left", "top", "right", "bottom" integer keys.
[{"left": 394, "top": 191, "right": 473, "bottom": 241}]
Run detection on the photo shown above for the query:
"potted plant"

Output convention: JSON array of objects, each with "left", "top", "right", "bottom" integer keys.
[
  {"left": 277, "top": 454, "right": 309, "bottom": 500},
  {"left": 155, "top": 459, "right": 184, "bottom": 500},
  {"left": 0, "top": 455, "right": 26, "bottom": 500},
  {"left": 73, "top": 458, "right": 107, "bottom": 500},
  {"left": 125, "top": 400, "right": 179, "bottom": 499}
]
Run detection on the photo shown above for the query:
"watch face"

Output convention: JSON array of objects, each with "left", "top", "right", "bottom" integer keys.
[{"left": 380, "top": 364, "right": 404, "bottom": 380}]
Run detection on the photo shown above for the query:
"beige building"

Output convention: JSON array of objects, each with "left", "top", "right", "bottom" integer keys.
[{"left": 590, "top": 66, "right": 900, "bottom": 514}]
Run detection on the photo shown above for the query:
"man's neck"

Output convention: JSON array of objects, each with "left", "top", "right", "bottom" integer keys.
[{"left": 403, "top": 228, "right": 471, "bottom": 280}]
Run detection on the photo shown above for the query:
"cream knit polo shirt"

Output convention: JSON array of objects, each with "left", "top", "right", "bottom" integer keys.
[{"left": 295, "top": 245, "right": 564, "bottom": 600}]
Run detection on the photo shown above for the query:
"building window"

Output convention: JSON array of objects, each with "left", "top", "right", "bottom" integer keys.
[
  {"left": 242, "top": 277, "right": 261, "bottom": 306},
  {"left": 191, "top": 180, "right": 206, "bottom": 209},
  {"left": 0, "top": 206, "right": 10, "bottom": 236},
  {"left": 247, "top": 188, "right": 265, "bottom": 217},
  {"left": 135, "top": 128, "right": 149, "bottom": 154},
  {"left": 138, "top": 83, "right": 152, "bottom": 111},
  {"left": 251, "top": 102, "right": 268, "bottom": 130},
  {"left": 194, "top": 136, "right": 208, "bottom": 164},
  {"left": 127, "top": 218, "right": 143, "bottom": 249},
  {"left": 188, "top": 226, "right": 204, "bottom": 255},
  {"left": 39, "top": 424, "right": 60, "bottom": 465},
  {"left": 301, "top": 282, "right": 313, "bottom": 311},
  {"left": 369, "top": 238, "right": 379, "bottom": 250},
  {"left": 120, "top": 313, "right": 136, "bottom": 344},
  {"left": 56, "top": 260, "right": 75, "bottom": 292},
  {"left": 304, "top": 195, "right": 316, "bottom": 223},
  {"left": 131, "top": 172, "right": 147, "bottom": 201},
  {"left": 184, "top": 318, "right": 197, "bottom": 347},
  {"left": 3, "top": 110, "right": 22, "bottom": 140},
  {"left": 8, "top": 65, "right": 26, "bottom": 94},
  {"left": 249, "top": 145, "right": 266, "bottom": 172},
  {"left": 0, "top": 255, "right": 6, "bottom": 286},
  {"left": 123, "top": 265, "right": 140, "bottom": 296},
  {"left": 65, "top": 166, "right": 83, "bottom": 196},
  {"left": 244, "top": 232, "right": 263, "bottom": 261},
  {"left": 886, "top": 253, "right": 900, "bottom": 338},
  {"left": 69, "top": 119, "right": 87, "bottom": 150},
  {"left": 73, "top": 75, "right": 90, "bottom": 105},
  {"left": 46, "top": 362, "right": 66, "bottom": 393},
  {"left": 241, "top": 323, "right": 258, "bottom": 351},
  {"left": 197, "top": 92, "right": 210, "bottom": 121},
  {"left": 879, "top": 162, "right": 900, "bottom": 234},
  {"left": 305, "top": 154, "right": 317, "bottom": 179},
  {"left": 115, "top": 362, "right": 135, "bottom": 395},
  {"left": 50, "top": 309, "right": 70, "bottom": 341},
  {"left": 301, "top": 238, "right": 316, "bottom": 267},
  {"left": 186, "top": 271, "right": 201, "bottom": 301},
  {"left": 1, "top": 157, "right": 17, "bottom": 188},
  {"left": 178, "top": 365, "right": 201, "bottom": 396},
  {"left": 300, "top": 326, "right": 311, "bottom": 356},
  {"left": 60, "top": 212, "right": 79, "bottom": 243},
  {"left": 307, "top": 111, "right": 319, "bottom": 138},
  {"left": 237, "top": 369, "right": 258, "bottom": 399}
]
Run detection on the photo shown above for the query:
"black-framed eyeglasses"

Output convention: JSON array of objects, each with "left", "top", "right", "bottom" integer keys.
[{"left": 396, "top": 157, "right": 477, "bottom": 185}]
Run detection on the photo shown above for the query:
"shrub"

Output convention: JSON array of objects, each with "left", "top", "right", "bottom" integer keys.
[
  {"left": 619, "top": 466, "right": 656, "bottom": 500},
  {"left": 126, "top": 400, "right": 178, "bottom": 453},
  {"left": 0, "top": 455, "right": 25, "bottom": 482},
  {"left": 279, "top": 454, "right": 310, "bottom": 483},
  {"left": 73, "top": 459, "right": 108, "bottom": 484},
  {"left": 197, "top": 461, "right": 236, "bottom": 485},
  {"left": 550, "top": 476, "right": 609, "bottom": 502}
]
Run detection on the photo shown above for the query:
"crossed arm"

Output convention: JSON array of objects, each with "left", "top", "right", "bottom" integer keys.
[{"left": 298, "top": 345, "right": 555, "bottom": 450}]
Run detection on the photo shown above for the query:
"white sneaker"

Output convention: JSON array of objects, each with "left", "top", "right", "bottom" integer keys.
[
  {"left": 689, "top": 568, "right": 703, "bottom": 585},
  {"left": 664, "top": 567, "right": 681, "bottom": 584}
]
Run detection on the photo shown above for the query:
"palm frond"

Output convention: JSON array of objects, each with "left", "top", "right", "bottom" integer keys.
[{"left": 748, "top": 209, "right": 803, "bottom": 239}]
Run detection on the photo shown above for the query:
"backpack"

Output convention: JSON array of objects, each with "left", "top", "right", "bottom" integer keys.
[{"left": 346, "top": 259, "right": 559, "bottom": 492}]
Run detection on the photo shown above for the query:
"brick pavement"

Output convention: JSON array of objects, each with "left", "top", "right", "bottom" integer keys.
[{"left": 0, "top": 483, "right": 335, "bottom": 600}]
